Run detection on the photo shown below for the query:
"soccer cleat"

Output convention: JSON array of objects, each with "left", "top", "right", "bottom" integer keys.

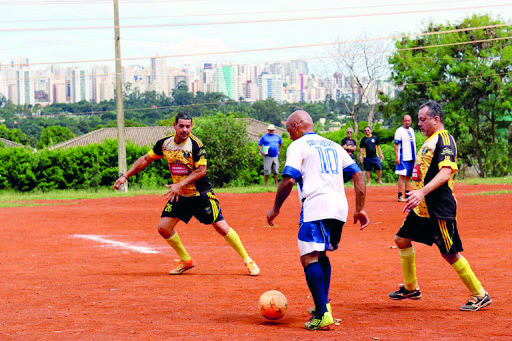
[
  {"left": 304, "top": 311, "right": 334, "bottom": 330},
  {"left": 398, "top": 196, "right": 406, "bottom": 202},
  {"left": 460, "top": 292, "right": 492, "bottom": 311},
  {"left": 169, "top": 259, "right": 195, "bottom": 275},
  {"left": 307, "top": 302, "right": 332, "bottom": 316},
  {"left": 246, "top": 260, "right": 260, "bottom": 276},
  {"left": 389, "top": 285, "right": 422, "bottom": 300}
]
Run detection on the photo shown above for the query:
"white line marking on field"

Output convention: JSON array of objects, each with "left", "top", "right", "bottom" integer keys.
[{"left": 72, "top": 234, "right": 160, "bottom": 254}]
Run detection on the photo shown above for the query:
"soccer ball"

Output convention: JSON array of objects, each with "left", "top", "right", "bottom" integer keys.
[{"left": 258, "top": 290, "right": 287, "bottom": 320}]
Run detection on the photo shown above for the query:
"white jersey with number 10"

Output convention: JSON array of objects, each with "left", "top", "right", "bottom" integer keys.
[{"left": 282, "top": 132, "right": 360, "bottom": 223}]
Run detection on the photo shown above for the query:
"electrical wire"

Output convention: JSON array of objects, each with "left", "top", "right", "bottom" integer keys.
[
  {"left": 1, "top": 3, "right": 511, "bottom": 32},
  {"left": 4, "top": 22, "right": 511, "bottom": 68},
  {"left": 0, "top": 0, "right": 480, "bottom": 23}
]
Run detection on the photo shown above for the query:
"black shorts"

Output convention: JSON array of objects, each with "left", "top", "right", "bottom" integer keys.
[
  {"left": 363, "top": 156, "right": 382, "bottom": 171},
  {"left": 396, "top": 211, "right": 463, "bottom": 254},
  {"left": 161, "top": 190, "right": 224, "bottom": 225}
]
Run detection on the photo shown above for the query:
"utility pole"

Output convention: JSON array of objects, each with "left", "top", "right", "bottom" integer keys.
[{"left": 114, "top": 0, "right": 127, "bottom": 192}]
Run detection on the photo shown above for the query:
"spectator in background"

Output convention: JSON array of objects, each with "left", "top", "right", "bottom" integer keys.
[
  {"left": 342, "top": 127, "right": 357, "bottom": 161},
  {"left": 394, "top": 115, "right": 416, "bottom": 202},
  {"left": 359, "top": 126, "right": 384, "bottom": 186},
  {"left": 258, "top": 124, "right": 283, "bottom": 187}
]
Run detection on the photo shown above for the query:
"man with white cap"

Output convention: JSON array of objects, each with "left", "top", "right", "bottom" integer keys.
[{"left": 258, "top": 124, "right": 283, "bottom": 187}]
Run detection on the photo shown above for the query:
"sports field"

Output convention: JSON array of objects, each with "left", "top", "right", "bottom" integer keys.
[{"left": 1, "top": 183, "right": 511, "bottom": 340}]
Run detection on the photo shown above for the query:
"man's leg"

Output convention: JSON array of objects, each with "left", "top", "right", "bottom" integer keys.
[
  {"left": 397, "top": 175, "right": 405, "bottom": 201},
  {"left": 264, "top": 175, "right": 269, "bottom": 187},
  {"left": 158, "top": 217, "right": 195, "bottom": 275},
  {"left": 273, "top": 173, "right": 278, "bottom": 186},
  {"left": 377, "top": 169, "right": 383, "bottom": 184},
  {"left": 302, "top": 252, "right": 333, "bottom": 330},
  {"left": 212, "top": 220, "right": 260, "bottom": 276},
  {"left": 404, "top": 176, "right": 412, "bottom": 199},
  {"left": 389, "top": 236, "right": 421, "bottom": 299},
  {"left": 365, "top": 170, "right": 371, "bottom": 186},
  {"left": 443, "top": 253, "right": 491, "bottom": 311}
]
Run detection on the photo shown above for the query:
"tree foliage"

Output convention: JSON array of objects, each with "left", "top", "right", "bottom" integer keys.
[{"left": 381, "top": 14, "right": 512, "bottom": 177}]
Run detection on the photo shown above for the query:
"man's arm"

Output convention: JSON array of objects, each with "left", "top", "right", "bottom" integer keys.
[
  {"left": 359, "top": 147, "right": 365, "bottom": 162},
  {"left": 112, "top": 153, "right": 156, "bottom": 191},
  {"left": 258, "top": 144, "right": 265, "bottom": 155},
  {"left": 394, "top": 143, "right": 400, "bottom": 165},
  {"left": 403, "top": 166, "right": 452, "bottom": 212},
  {"left": 351, "top": 171, "right": 370, "bottom": 229},
  {"left": 267, "top": 176, "right": 295, "bottom": 226},
  {"left": 377, "top": 145, "right": 384, "bottom": 159},
  {"left": 164, "top": 165, "right": 207, "bottom": 202}
]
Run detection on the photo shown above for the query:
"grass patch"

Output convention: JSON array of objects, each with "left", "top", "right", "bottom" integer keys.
[
  {"left": 0, "top": 202, "right": 76, "bottom": 208},
  {"left": 466, "top": 189, "right": 512, "bottom": 196},
  {"left": 457, "top": 176, "right": 512, "bottom": 185}
]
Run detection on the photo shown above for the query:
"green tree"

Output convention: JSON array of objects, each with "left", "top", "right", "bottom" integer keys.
[
  {"left": 193, "top": 114, "right": 252, "bottom": 187},
  {"left": 381, "top": 14, "right": 512, "bottom": 177},
  {"left": 37, "top": 126, "right": 75, "bottom": 149}
]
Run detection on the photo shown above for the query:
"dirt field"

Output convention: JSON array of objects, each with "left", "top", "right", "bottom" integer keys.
[{"left": 1, "top": 183, "right": 511, "bottom": 340}]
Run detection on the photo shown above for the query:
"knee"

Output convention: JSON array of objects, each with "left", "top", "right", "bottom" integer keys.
[
  {"left": 394, "top": 235, "right": 411, "bottom": 249},
  {"left": 157, "top": 224, "right": 172, "bottom": 239}
]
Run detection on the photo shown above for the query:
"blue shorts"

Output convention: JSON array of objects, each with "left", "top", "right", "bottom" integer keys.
[
  {"left": 363, "top": 156, "right": 382, "bottom": 171},
  {"left": 298, "top": 211, "right": 345, "bottom": 256},
  {"left": 395, "top": 160, "right": 415, "bottom": 176}
]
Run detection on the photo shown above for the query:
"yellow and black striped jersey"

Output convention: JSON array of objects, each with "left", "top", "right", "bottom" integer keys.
[
  {"left": 412, "top": 130, "right": 458, "bottom": 220},
  {"left": 148, "top": 133, "right": 212, "bottom": 196}
]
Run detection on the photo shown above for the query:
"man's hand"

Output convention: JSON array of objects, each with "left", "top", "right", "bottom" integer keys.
[
  {"left": 164, "top": 183, "right": 184, "bottom": 202},
  {"left": 112, "top": 176, "right": 127, "bottom": 191},
  {"left": 403, "top": 189, "right": 425, "bottom": 213},
  {"left": 353, "top": 209, "right": 370, "bottom": 230},
  {"left": 267, "top": 208, "right": 280, "bottom": 226},
  {"left": 395, "top": 157, "right": 400, "bottom": 165}
]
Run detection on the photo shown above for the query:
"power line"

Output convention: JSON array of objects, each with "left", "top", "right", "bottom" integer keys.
[
  {"left": 2, "top": 3, "right": 512, "bottom": 32},
  {"left": 0, "top": 0, "right": 477, "bottom": 23},
  {"left": 5, "top": 22, "right": 511, "bottom": 68}
]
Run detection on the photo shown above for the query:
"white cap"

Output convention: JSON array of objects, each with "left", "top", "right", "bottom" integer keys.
[{"left": 267, "top": 124, "right": 275, "bottom": 130}]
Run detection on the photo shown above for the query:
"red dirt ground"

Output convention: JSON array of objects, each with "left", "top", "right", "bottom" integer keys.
[{"left": 1, "top": 183, "right": 512, "bottom": 340}]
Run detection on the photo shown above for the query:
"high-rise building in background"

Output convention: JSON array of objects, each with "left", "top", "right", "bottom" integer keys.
[
  {"left": 0, "top": 56, "right": 395, "bottom": 108},
  {"left": 216, "top": 65, "right": 239, "bottom": 100}
]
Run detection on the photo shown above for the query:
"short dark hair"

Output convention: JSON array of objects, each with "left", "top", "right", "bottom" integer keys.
[
  {"left": 175, "top": 112, "right": 193, "bottom": 123},
  {"left": 364, "top": 126, "right": 371, "bottom": 130},
  {"left": 420, "top": 100, "right": 444, "bottom": 123}
]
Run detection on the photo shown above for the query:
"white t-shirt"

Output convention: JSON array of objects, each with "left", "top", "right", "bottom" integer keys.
[
  {"left": 282, "top": 132, "right": 360, "bottom": 223},
  {"left": 394, "top": 126, "right": 416, "bottom": 161}
]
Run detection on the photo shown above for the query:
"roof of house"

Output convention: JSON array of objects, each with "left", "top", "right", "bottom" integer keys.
[
  {"left": 49, "top": 118, "right": 287, "bottom": 150},
  {"left": 0, "top": 137, "right": 26, "bottom": 148}
]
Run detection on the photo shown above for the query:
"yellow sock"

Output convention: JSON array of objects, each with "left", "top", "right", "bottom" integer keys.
[
  {"left": 452, "top": 256, "right": 486, "bottom": 297},
  {"left": 223, "top": 228, "right": 250, "bottom": 261},
  {"left": 166, "top": 232, "right": 191, "bottom": 261},
  {"left": 399, "top": 246, "right": 418, "bottom": 291}
]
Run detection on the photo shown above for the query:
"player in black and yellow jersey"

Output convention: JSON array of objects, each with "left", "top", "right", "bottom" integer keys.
[
  {"left": 388, "top": 100, "right": 491, "bottom": 311},
  {"left": 113, "top": 113, "right": 259, "bottom": 276}
]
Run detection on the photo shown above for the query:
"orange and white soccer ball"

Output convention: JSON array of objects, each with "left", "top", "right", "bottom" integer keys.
[{"left": 258, "top": 290, "right": 287, "bottom": 320}]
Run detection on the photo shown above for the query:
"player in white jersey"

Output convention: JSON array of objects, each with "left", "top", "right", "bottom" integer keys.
[
  {"left": 267, "top": 110, "right": 369, "bottom": 330},
  {"left": 394, "top": 115, "right": 417, "bottom": 202}
]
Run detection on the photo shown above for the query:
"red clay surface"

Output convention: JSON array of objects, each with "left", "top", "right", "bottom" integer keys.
[{"left": 1, "top": 183, "right": 512, "bottom": 340}]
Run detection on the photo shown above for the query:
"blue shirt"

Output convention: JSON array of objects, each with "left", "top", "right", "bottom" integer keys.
[{"left": 258, "top": 133, "right": 282, "bottom": 157}]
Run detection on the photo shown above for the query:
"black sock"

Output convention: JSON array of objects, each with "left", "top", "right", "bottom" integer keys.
[{"left": 398, "top": 192, "right": 403, "bottom": 198}]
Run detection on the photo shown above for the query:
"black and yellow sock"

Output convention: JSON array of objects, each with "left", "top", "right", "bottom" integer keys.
[
  {"left": 166, "top": 232, "right": 191, "bottom": 261},
  {"left": 452, "top": 256, "right": 486, "bottom": 297},
  {"left": 399, "top": 246, "right": 418, "bottom": 291},
  {"left": 223, "top": 228, "right": 250, "bottom": 262}
]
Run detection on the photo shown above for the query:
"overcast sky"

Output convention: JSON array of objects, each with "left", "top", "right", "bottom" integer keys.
[{"left": 1, "top": 0, "right": 511, "bottom": 73}]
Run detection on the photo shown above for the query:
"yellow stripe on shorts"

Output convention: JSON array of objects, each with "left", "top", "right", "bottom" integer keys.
[
  {"left": 207, "top": 192, "right": 219, "bottom": 221},
  {"left": 439, "top": 219, "right": 453, "bottom": 252}
]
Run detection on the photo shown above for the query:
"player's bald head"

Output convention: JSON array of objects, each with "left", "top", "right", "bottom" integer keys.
[{"left": 286, "top": 110, "right": 314, "bottom": 140}]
